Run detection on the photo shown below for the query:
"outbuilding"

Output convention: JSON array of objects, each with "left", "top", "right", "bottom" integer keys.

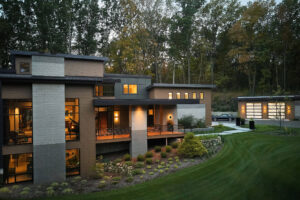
[{"left": 237, "top": 95, "right": 300, "bottom": 120}]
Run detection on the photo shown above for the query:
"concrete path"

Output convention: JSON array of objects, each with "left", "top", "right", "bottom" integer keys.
[{"left": 195, "top": 122, "right": 250, "bottom": 136}]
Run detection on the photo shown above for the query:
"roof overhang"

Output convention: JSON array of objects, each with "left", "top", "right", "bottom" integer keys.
[
  {"left": 94, "top": 99, "right": 200, "bottom": 106},
  {"left": 0, "top": 74, "right": 119, "bottom": 84},
  {"left": 237, "top": 95, "right": 300, "bottom": 101},
  {"left": 147, "top": 83, "right": 216, "bottom": 90}
]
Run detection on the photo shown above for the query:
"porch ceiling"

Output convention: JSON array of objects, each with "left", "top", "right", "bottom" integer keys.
[{"left": 93, "top": 99, "right": 200, "bottom": 106}]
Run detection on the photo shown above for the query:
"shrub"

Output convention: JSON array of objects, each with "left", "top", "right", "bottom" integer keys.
[
  {"left": 123, "top": 153, "right": 131, "bottom": 161},
  {"left": 149, "top": 172, "right": 154, "bottom": 175},
  {"left": 154, "top": 146, "right": 161, "bottom": 152},
  {"left": 160, "top": 161, "right": 165, "bottom": 165},
  {"left": 165, "top": 168, "right": 169, "bottom": 171},
  {"left": 113, "top": 158, "right": 122, "bottom": 164},
  {"left": 135, "top": 162, "right": 144, "bottom": 168},
  {"left": 62, "top": 188, "right": 73, "bottom": 194},
  {"left": 155, "top": 159, "right": 160, "bottom": 163},
  {"left": 178, "top": 132, "right": 208, "bottom": 158},
  {"left": 125, "top": 176, "right": 134, "bottom": 183},
  {"left": 51, "top": 182, "right": 59, "bottom": 188},
  {"left": 104, "top": 161, "right": 133, "bottom": 176},
  {"left": 160, "top": 151, "right": 167, "bottom": 158},
  {"left": 175, "top": 156, "right": 179, "bottom": 160},
  {"left": 159, "top": 169, "right": 164, "bottom": 173},
  {"left": 12, "top": 185, "right": 20, "bottom": 190},
  {"left": 171, "top": 142, "right": 179, "bottom": 149},
  {"left": 157, "top": 165, "right": 163, "bottom": 169},
  {"left": 61, "top": 182, "right": 69, "bottom": 187},
  {"left": 132, "top": 169, "right": 143, "bottom": 175},
  {"left": 165, "top": 145, "right": 172, "bottom": 152},
  {"left": 168, "top": 158, "right": 173, "bottom": 161},
  {"left": 174, "top": 164, "right": 179, "bottom": 168},
  {"left": 112, "top": 176, "right": 121, "bottom": 185},
  {"left": 195, "top": 119, "right": 206, "bottom": 128},
  {"left": 71, "top": 176, "right": 81, "bottom": 183},
  {"left": 46, "top": 189, "right": 55, "bottom": 196},
  {"left": 137, "top": 154, "right": 145, "bottom": 162},
  {"left": 178, "top": 115, "right": 196, "bottom": 128},
  {"left": 169, "top": 161, "right": 173, "bottom": 164},
  {"left": 145, "top": 158, "right": 153, "bottom": 164},
  {"left": 0, "top": 187, "right": 11, "bottom": 194},
  {"left": 95, "top": 163, "right": 104, "bottom": 179},
  {"left": 140, "top": 175, "right": 144, "bottom": 179},
  {"left": 81, "top": 179, "right": 88, "bottom": 185},
  {"left": 23, "top": 187, "right": 30, "bottom": 191},
  {"left": 154, "top": 169, "right": 158, "bottom": 172},
  {"left": 20, "top": 190, "right": 30, "bottom": 196},
  {"left": 125, "top": 161, "right": 133, "bottom": 166},
  {"left": 145, "top": 151, "right": 153, "bottom": 158},
  {"left": 146, "top": 165, "right": 152, "bottom": 169},
  {"left": 98, "top": 180, "right": 106, "bottom": 188}
]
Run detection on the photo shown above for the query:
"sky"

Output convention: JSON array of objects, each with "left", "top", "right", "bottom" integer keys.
[{"left": 240, "top": 0, "right": 282, "bottom": 5}]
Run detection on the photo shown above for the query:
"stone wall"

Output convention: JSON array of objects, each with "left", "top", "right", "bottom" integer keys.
[{"left": 201, "top": 136, "right": 222, "bottom": 149}]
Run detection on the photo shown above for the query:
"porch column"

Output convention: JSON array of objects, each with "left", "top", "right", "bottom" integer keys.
[{"left": 130, "top": 106, "right": 147, "bottom": 158}]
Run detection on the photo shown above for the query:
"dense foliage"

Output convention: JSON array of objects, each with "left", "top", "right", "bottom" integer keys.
[
  {"left": 178, "top": 115, "right": 206, "bottom": 128},
  {"left": 0, "top": 0, "right": 299, "bottom": 95},
  {"left": 178, "top": 132, "right": 208, "bottom": 158}
]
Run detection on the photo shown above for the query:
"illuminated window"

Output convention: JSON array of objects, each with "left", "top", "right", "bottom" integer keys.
[
  {"left": 65, "top": 99, "right": 80, "bottom": 141},
  {"left": 176, "top": 92, "right": 181, "bottom": 99},
  {"left": 246, "top": 103, "right": 262, "bottom": 119},
  {"left": 168, "top": 92, "right": 173, "bottom": 99},
  {"left": 4, "top": 153, "right": 33, "bottom": 184},
  {"left": 129, "top": 84, "right": 137, "bottom": 94},
  {"left": 184, "top": 93, "right": 189, "bottom": 99},
  {"left": 95, "top": 85, "right": 114, "bottom": 96},
  {"left": 4, "top": 100, "right": 32, "bottom": 145},
  {"left": 20, "top": 62, "right": 30, "bottom": 73},
  {"left": 192, "top": 92, "right": 196, "bottom": 99},
  {"left": 123, "top": 84, "right": 138, "bottom": 94},
  {"left": 268, "top": 102, "right": 285, "bottom": 119},
  {"left": 66, "top": 149, "right": 80, "bottom": 176},
  {"left": 123, "top": 84, "right": 129, "bottom": 94},
  {"left": 200, "top": 92, "right": 204, "bottom": 100}
]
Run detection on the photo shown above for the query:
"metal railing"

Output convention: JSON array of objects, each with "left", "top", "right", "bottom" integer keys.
[
  {"left": 5, "top": 132, "right": 33, "bottom": 145},
  {"left": 96, "top": 127, "right": 131, "bottom": 140},
  {"left": 65, "top": 132, "right": 80, "bottom": 141},
  {"left": 147, "top": 124, "right": 185, "bottom": 136}
]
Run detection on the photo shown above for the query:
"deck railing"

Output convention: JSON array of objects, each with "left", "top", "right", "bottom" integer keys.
[
  {"left": 147, "top": 124, "right": 185, "bottom": 136},
  {"left": 96, "top": 127, "right": 131, "bottom": 140}
]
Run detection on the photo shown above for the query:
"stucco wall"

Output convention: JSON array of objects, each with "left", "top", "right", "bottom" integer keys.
[{"left": 177, "top": 104, "right": 205, "bottom": 121}]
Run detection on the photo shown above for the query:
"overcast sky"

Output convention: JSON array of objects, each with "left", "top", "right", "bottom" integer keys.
[{"left": 240, "top": 0, "right": 282, "bottom": 5}]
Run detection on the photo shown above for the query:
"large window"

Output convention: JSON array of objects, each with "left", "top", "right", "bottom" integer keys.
[
  {"left": 4, "top": 100, "right": 32, "bottom": 145},
  {"left": 176, "top": 92, "right": 181, "bottom": 99},
  {"left": 65, "top": 99, "right": 80, "bottom": 141},
  {"left": 184, "top": 93, "right": 189, "bottom": 99},
  {"left": 4, "top": 153, "right": 33, "bottom": 184},
  {"left": 246, "top": 103, "right": 262, "bottom": 119},
  {"left": 168, "top": 92, "right": 173, "bottom": 99},
  {"left": 192, "top": 93, "right": 196, "bottom": 99},
  {"left": 268, "top": 102, "right": 285, "bottom": 119},
  {"left": 200, "top": 92, "right": 204, "bottom": 100},
  {"left": 66, "top": 149, "right": 80, "bottom": 176},
  {"left": 95, "top": 85, "right": 114, "bottom": 97},
  {"left": 123, "top": 84, "right": 138, "bottom": 94}
]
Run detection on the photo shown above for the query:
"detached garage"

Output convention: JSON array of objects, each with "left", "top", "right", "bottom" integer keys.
[{"left": 237, "top": 95, "right": 300, "bottom": 120}]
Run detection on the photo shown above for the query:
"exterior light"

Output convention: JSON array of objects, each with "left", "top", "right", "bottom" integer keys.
[
  {"left": 148, "top": 109, "right": 153, "bottom": 115},
  {"left": 287, "top": 105, "right": 291, "bottom": 115},
  {"left": 263, "top": 105, "right": 267, "bottom": 114},
  {"left": 241, "top": 105, "right": 245, "bottom": 114},
  {"left": 168, "top": 114, "right": 173, "bottom": 120},
  {"left": 114, "top": 111, "right": 120, "bottom": 123}
]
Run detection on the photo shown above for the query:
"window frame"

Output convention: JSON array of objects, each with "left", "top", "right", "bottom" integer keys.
[
  {"left": 176, "top": 92, "right": 181, "bottom": 99},
  {"left": 123, "top": 84, "right": 138, "bottom": 95},
  {"left": 184, "top": 93, "right": 189, "bottom": 99},
  {"left": 200, "top": 92, "right": 204, "bottom": 100},
  {"left": 65, "top": 98, "right": 80, "bottom": 141},
  {"left": 19, "top": 62, "right": 31, "bottom": 74},
  {"left": 192, "top": 92, "right": 197, "bottom": 99},
  {"left": 168, "top": 92, "right": 173, "bottom": 99},
  {"left": 66, "top": 149, "right": 80, "bottom": 176},
  {"left": 94, "top": 84, "right": 115, "bottom": 97}
]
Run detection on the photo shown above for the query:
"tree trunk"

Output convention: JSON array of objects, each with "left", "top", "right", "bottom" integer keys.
[
  {"left": 187, "top": 50, "right": 191, "bottom": 84},
  {"left": 172, "top": 62, "right": 175, "bottom": 84}
]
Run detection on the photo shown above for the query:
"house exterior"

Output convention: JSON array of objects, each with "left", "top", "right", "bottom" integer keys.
[
  {"left": 237, "top": 96, "right": 300, "bottom": 120},
  {"left": 0, "top": 51, "right": 215, "bottom": 185}
]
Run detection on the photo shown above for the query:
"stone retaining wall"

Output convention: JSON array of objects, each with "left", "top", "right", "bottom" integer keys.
[{"left": 201, "top": 136, "right": 222, "bottom": 149}]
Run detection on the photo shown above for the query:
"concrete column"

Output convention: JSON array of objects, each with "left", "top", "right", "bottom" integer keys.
[
  {"left": 32, "top": 56, "right": 66, "bottom": 184},
  {"left": 130, "top": 106, "right": 147, "bottom": 158}
]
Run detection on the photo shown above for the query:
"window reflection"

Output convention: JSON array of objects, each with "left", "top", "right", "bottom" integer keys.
[
  {"left": 65, "top": 99, "right": 80, "bottom": 141},
  {"left": 66, "top": 149, "right": 80, "bottom": 176}
]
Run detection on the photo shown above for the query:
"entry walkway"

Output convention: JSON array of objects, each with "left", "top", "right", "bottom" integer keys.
[{"left": 195, "top": 122, "right": 250, "bottom": 136}]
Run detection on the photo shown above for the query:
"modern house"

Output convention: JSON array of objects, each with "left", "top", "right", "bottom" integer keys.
[
  {"left": 237, "top": 96, "right": 300, "bottom": 120},
  {"left": 0, "top": 51, "right": 215, "bottom": 185}
]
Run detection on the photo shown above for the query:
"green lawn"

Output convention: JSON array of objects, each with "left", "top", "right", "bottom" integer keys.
[
  {"left": 194, "top": 124, "right": 235, "bottom": 135},
  {"left": 38, "top": 127, "right": 300, "bottom": 200}
]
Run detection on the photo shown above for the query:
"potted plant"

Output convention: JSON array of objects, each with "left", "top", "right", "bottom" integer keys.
[
  {"left": 249, "top": 118, "right": 255, "bottom": 129},
  {"left": 236, "top": 113, "right": 241, "bottom": 126},
  {"left": 240, "top": 118, "right": 245, "bottom": 126}
]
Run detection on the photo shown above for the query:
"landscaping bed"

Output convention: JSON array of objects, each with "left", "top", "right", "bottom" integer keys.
[{"left": 0, "top": 136, "right": 223, "bottom": 199}]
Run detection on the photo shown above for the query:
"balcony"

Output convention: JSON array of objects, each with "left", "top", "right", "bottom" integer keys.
[
  {"left": 96, "top": 128, "right": 131, "bottom": 142},
  {"left": 147, "top": 124, "right": 185, "bottom": 138},
  {"left": 5, "top": 131, "right": 33, "bottom": 145}
]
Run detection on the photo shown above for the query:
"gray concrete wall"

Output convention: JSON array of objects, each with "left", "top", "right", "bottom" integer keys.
[
  {"left": 130, "top": 106, "right": 147, "bottom": 157},
  {"left": 32, "top": 56, "right": 64, "bottom": 76},
  {"left": 177, "top": 104, "right": 206, "bottom": 120},
  {"left": 295, "top": 101, "right": 300, "bottom": 119},
  {"left": 32, "top": 55, "right": 66, "bottom": 184},
  {"left": 114, "top": 78, "right": 151, "bottom": 99}
]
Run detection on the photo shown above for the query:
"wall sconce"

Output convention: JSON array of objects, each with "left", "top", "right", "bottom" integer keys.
[
  {"left": 148, "top": 109, "right": 153, "bottom": 116},
  {"left": 241, "top": 105, "right": 245, "bottom": 114},
  {"left": 287, "top": 105, "right": 291, "bottom": 115},
  {"left": 114, "top": 111, "right": 119, "bottom": 123},
  {"left": 168, "top": 114, "right": 173, "bottom": 120},
  {"left": 263, "top": 105, "right": 267, "bottom": 114}
]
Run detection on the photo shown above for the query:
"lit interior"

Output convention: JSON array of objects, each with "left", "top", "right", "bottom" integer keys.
[
  {"left": 66, "top": 149, "right": 80, "bottom": 176},
  {"left": 184, "top": 93, "right": 188, "bottom": 99},
  {"left": 176, "top": 92, "right": 180, "bottom": 99},
  {"left": 168, "top": 92, "right": 173, "bottom": 99}
]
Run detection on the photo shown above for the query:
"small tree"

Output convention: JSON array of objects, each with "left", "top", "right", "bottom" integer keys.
[{"left": 178, "top": 132, "right": 207, "bottom": 158}]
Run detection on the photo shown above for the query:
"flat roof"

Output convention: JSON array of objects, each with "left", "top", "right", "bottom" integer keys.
[
  {"left": 104, "top": 73, "right": 152, "bottom": 79},
  {"left": 0, "top": 74, "right": 118, "bottom": 84},
  {"left": 10, "top": 50, "right": 109, "bottom": 62},
  {"left": 147, "top": 83, "right": 216, "bottom": 90},
  {"left": 94, "top": 99, "right": 200, "bottom": 106},
  {"left": 237, "top": 95, "right": 300, "bottom": 101}
]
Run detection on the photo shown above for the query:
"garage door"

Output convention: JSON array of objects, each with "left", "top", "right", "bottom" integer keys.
[
  {"left": 246, "top": 103, "right": 262, "bottom": 119},
  {"left": 268, "top": 102, "right": 285, "bottom": 119}
]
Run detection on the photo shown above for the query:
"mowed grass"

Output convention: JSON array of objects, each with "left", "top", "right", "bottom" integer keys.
[{"left": 38, "top": 127, "right": 300, "bottom": 200}]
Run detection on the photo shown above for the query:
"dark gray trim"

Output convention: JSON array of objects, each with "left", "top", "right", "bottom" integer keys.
[
  {"left": 0, "top": 74, "right": 119, "bottom": 84},
  {"left": 94, "top": 99, "right": 200, "bottom": 106},
  {"left": 104, "top": 73, "right": 152, "bottom": 79},
  {"left": 10, "top": 50, "right": 109, "bottom": 62},
  {"left": 237, "top": 95, "right": 300, "bottom": 101},
  {"left": 0, "top": 81, "right": 3, "bottom": 177},
  {"left": 146, "top": 83, "right": 216, "bottom": 90}
]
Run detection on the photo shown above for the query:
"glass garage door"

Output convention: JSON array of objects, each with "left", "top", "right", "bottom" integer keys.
[
  {"left": 268, "top": 103, "right": 285, "bottom": 119},
  {"left": 246, "top": 103, "right": 262, "bottom": 119}
]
